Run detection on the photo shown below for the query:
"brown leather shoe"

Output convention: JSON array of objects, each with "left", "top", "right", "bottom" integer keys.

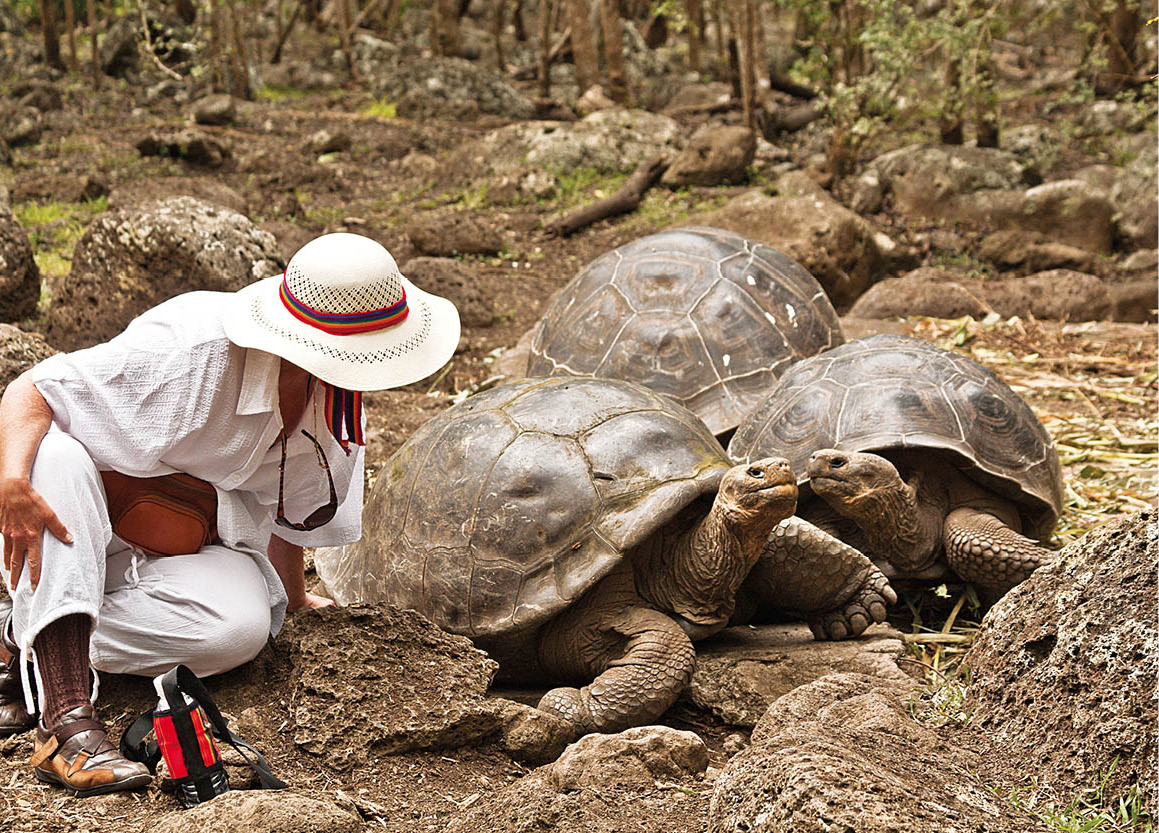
[
  {"left": 0, "top": 598, "right": 35, "bottom": 736},
  {"left": 31, "top": 706, "right": 152, "bottom": 796}
]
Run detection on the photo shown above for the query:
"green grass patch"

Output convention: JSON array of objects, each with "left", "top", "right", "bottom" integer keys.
[
  {"left": 255, "top": 84, "right": 309, "bottom": 102},
  {"left": 15, "top": 196, "right": 109, "bottom": 281},
  {"left": 989, "top": 761, "right": 1153, "bottom": 833},
  {"left": 361, "top": 98, "right": 397, "bottom": 119}
]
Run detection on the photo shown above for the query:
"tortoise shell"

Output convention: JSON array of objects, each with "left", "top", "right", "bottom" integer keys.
[
  {"left": 315, "top": 377, "right": 731, "bottom": 638},
  {"left": 527, "top": 226, "right": 844, "bottom": 436},
  {"left": 728, "top": 335, "right": 1063, "bottom": 540}
]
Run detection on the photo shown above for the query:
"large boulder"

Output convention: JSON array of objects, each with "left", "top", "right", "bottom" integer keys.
[
  {"left": 864, "top": 144, "right": 1031, "bottom": 217},
  {"left": 107, "top": 177, "right": 249, "bottom": 216},
  {"left": 551, "top": 726, "right": 709, "bottom": 790},
  {"left": 402, "top": 257, "right": 492, "bottom": 327},
  {"left": 0, "top": 202, "right": 40, "bottom": 322},
  {"left": 444, "top": 726, "right": 713, "bottom": 833},
  {"left": 443, "top": 109, "right": 684, "bottom": 191},
  {"left": 709, "top": 674, "right": 1043, "bottom": 833},
  {"left": 359, "top": 42, "right": 534, "bottom": 119},
  {"left": 687, "top": 624, "right": 910, "bottom": 726},
  {"left": 849, "top": 268, "right": 1113, "bottom": 322},
  {"left": 0, "top": 324, "right": 56, "bottom": 392},
  {"left": 46, "top": 196, "right": 282, "bottom": 350},
  {"left": 680, "top": 189, "right": 884, "bottom": 305},
  {"left": 153, "top": 791, "right": 362, "bottom": 833},
  {"left": 405, "top": 213, "right": 503, "bottom": 257},
  {"left": 277, "top": 604, "right": 504, "bottom": 769},
  {"left": 932, "top": 181, "right": 1116, "bottom": 255},
  {"left": 661, "top": 126, "right": 755, "bottom": 188},
  {"left": 964, "top": 511, "right": 1157, "bottom": 815}
]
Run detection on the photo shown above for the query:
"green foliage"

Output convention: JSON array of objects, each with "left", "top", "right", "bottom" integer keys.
[{"left": 989, "top": 761, "right": 1154, "bottom": 833}]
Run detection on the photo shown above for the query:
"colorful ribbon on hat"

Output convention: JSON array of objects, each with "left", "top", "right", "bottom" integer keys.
[
  {"left": 323, "top": 383, "right": 364, "bottom": 454},
  {"left": 279, "top": 272, "right": 408, "bottom": 335}
]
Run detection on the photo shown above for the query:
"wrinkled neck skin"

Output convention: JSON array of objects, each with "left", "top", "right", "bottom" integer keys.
[
  {"left": 634, "top": 493, "right": 784, "bottom": 640},
  {"left": 830, "top": 461, "right": 947, "bottom": 571}
]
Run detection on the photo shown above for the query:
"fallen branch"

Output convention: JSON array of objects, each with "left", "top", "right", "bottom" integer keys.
[{"left": 546, "top": 155, "right": 669, "bottom": 237}]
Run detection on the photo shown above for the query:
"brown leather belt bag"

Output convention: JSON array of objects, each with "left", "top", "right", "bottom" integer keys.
[{"left": 100, "top": 471, "right": 218, "bottom": 557}]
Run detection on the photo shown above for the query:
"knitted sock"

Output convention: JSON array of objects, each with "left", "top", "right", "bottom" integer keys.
[{"left": 33, "top": 614, "right": 92, "bottom": 729}]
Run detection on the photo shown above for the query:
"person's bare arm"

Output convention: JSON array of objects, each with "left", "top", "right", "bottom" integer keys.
[
  {"left": 0, "top": 371, "right": 72, "bottom": 590},
  {"left": 267, "top": 534, "right": 333, "bottom": 613}
]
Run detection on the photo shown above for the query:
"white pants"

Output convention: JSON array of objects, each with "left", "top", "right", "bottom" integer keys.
[{"left": 2, "top": 432, "right": 272, "bottom": 713}]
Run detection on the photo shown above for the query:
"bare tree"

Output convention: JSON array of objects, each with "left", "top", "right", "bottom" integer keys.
[
  {"left": 226, "top": 0, "right": 251, "bottom": 97},
  {"left": 538, "top": 0, "right": 553, "bottom": 96},
  {"left": 600, "top": 0, "right": 627, "bottom": 103},
  {"left": 87, "top": 0, "right": 100, "bottom": 87},
  {"left": 566, "top": 0, "right": 599, "bottom": 94},
  {"left": 685, "top": 0, "right": 703, "bottom": 73},
  {"left": 727, "top": 0, "right": 756, "bottom": 129},
  {"left": 62, "top": 0, "right": 78, "bottom": 70},
  {"left": 492, "top": 0, "right": 507, "bottom": 71},
  {"left": 431, "top": 0, "right": 463, "bottom": 56},
  {"left": 39, "top": 0, "right": 64, "bottom": 70},
  {"left": 337, "top": 0, "right": 357, "bottom": 81}
]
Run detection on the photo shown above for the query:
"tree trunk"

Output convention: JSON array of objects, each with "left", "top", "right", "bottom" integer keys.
[
  {"left": 431, "top": 0, "right": 462, "bottom": 56},
  {"left": 547, "top": 155, "right": 669, "bottom": 235},
  {"left": 974, "top": 53, "right": 998, "bottom": 148},
  {"left": 727, "top": 0, "right": 756, "bottom": 129},
  {"left": 39, "top": 0, "right": 64, "bottom": 70},
  {"left": 712, "top": 0, "right": 725, "bottom": 68},
  {"left": 492, "top": 0, "right": 507, "bottom": 71},
  {"left": 1101, "top": 0, "right": 1141, "bottom": 94},
  {"left": 938, "top": 56, "right": 963, "bottom": 145},
  {"left": 209, "top": 0, "right": 223, "bottom": 89},
  {"left": 63, "top": 0, "right": 78, "bottom": 70},
  {"left": 685, "top": 0, "right": 702, "bottom": 73},
  {"left": 175, "top": 0, "right": 198, "bottom": 23},
  {"left": 87, "top": 0, "right": 100, "bottom": 87},
  {"left": 600, "top": 0, "right": 627, "bottom": 103},
  {"left": 337, "top": 0, "right": 357, "bottom": 80},
  {"left": 537, "top": 0, "right": 552, "bottom": 97},
  {"left": 566, "top": 0, "right": 599, "bottom": 95},
  {"left": 226, "top": 0, "right": 250, "bottom": 98}
]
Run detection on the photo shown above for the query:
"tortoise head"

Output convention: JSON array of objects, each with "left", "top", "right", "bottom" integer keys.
[
  {"left": 717, "top": 457, "right": 799, "bottom": 525},
  {"left": 807, "top": 449, "right": 905, "bottom": 512}
]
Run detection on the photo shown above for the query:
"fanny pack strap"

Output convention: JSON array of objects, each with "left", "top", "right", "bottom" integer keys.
[{"left": 121, "top": 665, "right": 287, "bottom": 791}]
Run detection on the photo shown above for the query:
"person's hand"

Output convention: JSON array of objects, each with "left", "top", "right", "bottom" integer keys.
[
  {"left": 290, "top": 591, "right": 334, "bottom": 613},
  {"left": 0, "top": 476, "right": 72, "bottom": 591}
]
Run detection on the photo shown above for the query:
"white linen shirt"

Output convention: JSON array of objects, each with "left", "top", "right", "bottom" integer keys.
[{"left": 30, "top": 291, "right": 365, "bottom": 635}]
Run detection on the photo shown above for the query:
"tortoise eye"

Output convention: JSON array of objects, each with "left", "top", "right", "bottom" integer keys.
[
  {"left": 829, "top": 456, "right": 847, "bottom": 468},
  {"left": 747, "top": 466, "right": 764, "bottom": 478}
]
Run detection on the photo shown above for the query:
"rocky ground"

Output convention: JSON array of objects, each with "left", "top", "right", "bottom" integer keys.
[{"left": 0, "top": 6, "right": 1156, "bottom": 832}]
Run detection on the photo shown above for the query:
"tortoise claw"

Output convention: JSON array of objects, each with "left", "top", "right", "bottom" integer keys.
[{"left": 807, "top": 572, "right": 896, "bottom": 641}]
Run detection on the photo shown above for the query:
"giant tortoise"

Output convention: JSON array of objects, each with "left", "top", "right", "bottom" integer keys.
[
  {"left": 729, "top": 335, "right": 1064, "bottom": 593},
  {"left": 316, "top": 377, "right": 892, "bottom": 732},
  {"left": 527, "top": 226, "right": 844, "bottom": 436}
]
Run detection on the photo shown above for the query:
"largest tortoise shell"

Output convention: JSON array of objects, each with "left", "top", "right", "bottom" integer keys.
[
  {"left": 728, "top": 335, "right": 1063, "bottom": 540},
  {"left": 315, "top": 377, "right": 733, "bottom": 638},
  {"left": 528, "top": 226, "right": 844, "bottom": 436}
]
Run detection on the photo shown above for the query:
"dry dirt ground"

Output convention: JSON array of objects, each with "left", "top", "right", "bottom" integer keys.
[{"left": 0, "top": 82, "right": 1155, "bottom": 831}]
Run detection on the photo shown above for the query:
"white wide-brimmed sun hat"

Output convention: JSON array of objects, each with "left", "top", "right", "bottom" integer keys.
[{"left": 223, "top": 233, "right": 460, "bottom": 391}]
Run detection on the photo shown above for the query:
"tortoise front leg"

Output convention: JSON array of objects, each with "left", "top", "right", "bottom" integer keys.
[
  {"left": 943, "top": 508, "right": 1055, "bottom": 592},
  {"left": 536, "top": 605, "right": 695, "bottom": 733},
  {"left": 737, "top": 516, "right": 896, "bottom": 640}
]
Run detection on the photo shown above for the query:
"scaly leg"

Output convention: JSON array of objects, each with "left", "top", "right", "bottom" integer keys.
[
  {"left": 536, "top": 604, "right": 695, "bottom": 734},
  {"left": 737, "top": 517, "right": 897, "bottom": 641},
  {"left": 943, "top": 508, "right": 1055, "bottom": 592}
]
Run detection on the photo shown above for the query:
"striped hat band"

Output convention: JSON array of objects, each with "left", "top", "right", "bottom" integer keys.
[{"left": 279, "top": 269, "right": 409, "bottom": 335}]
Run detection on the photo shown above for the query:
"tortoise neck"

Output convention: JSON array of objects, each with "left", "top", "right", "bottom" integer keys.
[
  {"left": 844, "top": 464, "right": 946, "bottom": 567},
  {"left": 635, "top": 494, "right": 781, "bottom": 635}
]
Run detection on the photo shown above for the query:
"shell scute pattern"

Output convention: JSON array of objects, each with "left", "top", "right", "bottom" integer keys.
[
  {"left": 728, "top": 335, "right": 1063, "bottom": 538},
  {"left": 528, "top": 227, "right": 844, "bottom": 435},
  {"left": 317, "top": 378, "right": 731, "bottom": 637}
]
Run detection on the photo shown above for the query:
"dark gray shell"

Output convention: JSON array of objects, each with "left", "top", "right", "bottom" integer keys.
[
  {"left": 528, "top": 226, "right": 844, "bottom": 436},
  {"left": 728, "top": 335, "right": 1063, "bottom": 540},
  {"left": 315, "top": 377, "right": 730, "bottom": 638}
]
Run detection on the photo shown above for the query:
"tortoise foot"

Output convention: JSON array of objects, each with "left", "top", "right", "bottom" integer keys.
[{"left": 807, "top": 572, "right": 897, "bottom": 641}]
